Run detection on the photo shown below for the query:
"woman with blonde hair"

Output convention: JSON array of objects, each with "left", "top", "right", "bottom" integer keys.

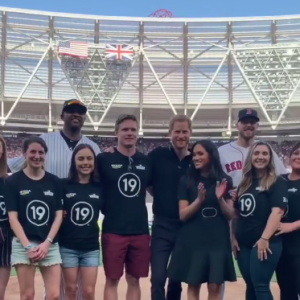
[
  {"left": 0, "top": 135, "right": 11, "bottom": 300},
  {"left": 232, "top": 141, "right": 288, "bottom": 300}
]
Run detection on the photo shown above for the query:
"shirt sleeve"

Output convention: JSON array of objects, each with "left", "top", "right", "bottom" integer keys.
[
  {"left": 96, "top": 153, "right": 104, "bottom": 178},
  {"left": 54, "top": 178, "right": 64, "bottom": 211},
  {"left": 178, "top": 176, "right": 189, "bottom": 201},
  {"left": 268, "top": 176, "right": 288, "bottom": 210},
  {"left": 3, "top": 177, "right": 19, "bottom": 212},
  {"left": 218, "top": 146, "right": 226, "bottom": 173}
]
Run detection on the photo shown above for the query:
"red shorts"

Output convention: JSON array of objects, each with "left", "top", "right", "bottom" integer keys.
[{"left": 101, "top": 233, "right": 150, "bottom": 280}]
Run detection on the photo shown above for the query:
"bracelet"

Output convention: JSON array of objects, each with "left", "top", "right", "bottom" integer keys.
[
  {"left": 24, "top": 244, "right": 32, "bottom": 251},
  {"left": 46, "top": 237, "right": 53, "bottom": 244},
  {"left": 261, "top": 237, "right": 269, "bottom": 241}
]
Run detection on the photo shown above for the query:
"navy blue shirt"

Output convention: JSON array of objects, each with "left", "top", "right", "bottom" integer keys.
[
  {"left": 97, "top": 149, "right": 151, "bottom": 235},
  {"left": 148, "top": 146, "right": 191, "bottom": 220}
]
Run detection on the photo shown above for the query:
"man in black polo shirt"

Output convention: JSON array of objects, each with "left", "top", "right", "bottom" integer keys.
[
  {"left": 97, "top": 115, "right": 151, "bottom": 300},
  {"left": 149, "top": 115, "right": 192, "bottom": 300}
]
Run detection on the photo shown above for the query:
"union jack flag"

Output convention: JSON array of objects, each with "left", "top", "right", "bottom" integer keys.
[
  {"left": 105, "top": 44, "right": 134, "bottom": 61},
  {"left": 58, "top": 41, "right": 89, "bottom": 58}
]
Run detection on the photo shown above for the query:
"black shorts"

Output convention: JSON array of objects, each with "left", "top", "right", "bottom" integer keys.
[{"left": 0, "top": 226, "right": 12, "bottom": 267}]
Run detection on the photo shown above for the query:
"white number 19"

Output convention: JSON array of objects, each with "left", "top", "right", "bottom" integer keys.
[
  {"left": 75, "top": 207, "right": 90, "bottom": 220},
  {"left": 30, "top": 206, "right": 46, "bottom": 220},
  {"left": 0, "top": 202, "right": 6, "bottom": 215},
  {"left": 240, "top": 198, "right": 252, "bottom": 212},
  {"left": 122, "top": 178, "right": 137, "bottom": 192}
]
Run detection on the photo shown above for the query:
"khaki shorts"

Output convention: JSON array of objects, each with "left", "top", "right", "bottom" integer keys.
[{"left": 11, "top": 237, "right": 62, "bottom": 267}]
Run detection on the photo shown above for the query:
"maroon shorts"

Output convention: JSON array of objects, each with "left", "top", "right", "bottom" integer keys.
[{"left": 101, "top": 233, "right": 150, "bottom": 280}]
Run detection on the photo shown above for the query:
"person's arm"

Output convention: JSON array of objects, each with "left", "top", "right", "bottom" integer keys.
[
  {"left": 4, "top": 179, "right": 31, "bottom": 249},
  {"left": 230, "top": 188, "right": 239, "bottom": 237},
  {"left": 179, "top": 199, "right": 203, "bottom": 221},
  {"left": 146, "top": 149, "right": 155, "bottom": 196},
  {"left": 46, "top": 178, "right": 64, "bottom": 243},
  {"left": 178, "top": 176, "right": 204, "bottom": 221},
  {"left": 285, "top": 220, "right": 300, "bottom": 231},
  {"left": 34, "top": 178, "right": 64, "bottom": 260},
  {"left": 217, "top": 178, "right": 236, "bottom": 221},
  {"left": 261, "top": 177, "right": 287, "bottom": 240}
]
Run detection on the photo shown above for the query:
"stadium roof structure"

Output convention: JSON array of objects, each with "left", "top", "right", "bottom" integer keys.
[{"left": 1, "top": 7, "right": 300, "bottom": 138}]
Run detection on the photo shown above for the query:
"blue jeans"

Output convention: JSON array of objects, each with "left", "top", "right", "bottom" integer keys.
[
  {"left": 237, "top": 242, "right": 282, "bottom": 300},
  {"left": 60, "top": 247, "right": 100, "bottom": 268}
]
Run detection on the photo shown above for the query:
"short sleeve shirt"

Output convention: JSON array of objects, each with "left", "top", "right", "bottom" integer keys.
[
  {"left": 97, "top": 150, "right": 151, "bottom": 235},
  {"left": 235, "top": 176, "right": 288, "bottom": 247},
  {"left": 59, "top": 180, "right": 103, "bottom": 251},
  {"left": 280, "top": 174, "right": 300, "bottom": 256},
  {"left": 0, "top": 178, "right": 8, "bottom": 228},
  {"left": 4, "top": 171, "right": 63, "bottom": 243}
]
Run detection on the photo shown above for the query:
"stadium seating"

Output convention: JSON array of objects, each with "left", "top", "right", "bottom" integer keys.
[{"left": 4, "top": 135, "right": 295, "bottom": 169}]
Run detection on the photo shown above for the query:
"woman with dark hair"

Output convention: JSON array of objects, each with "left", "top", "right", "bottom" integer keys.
[
  {"left": 168, "top": 140, "right": 236, "bottom": 300},
  {"left": 4, "top": 136, "right": 63, "bottom": 300},
  {"left": 59, "top": 144, "right": 103, "bottom": 300},
  {"left": 233, "top": 141, "right": 288, "bottom": 300},
  {"left": 0, "top": 135, "right": 11, "bottom": 300},
  {"left": 276, "top": 141, "right": 300, "bottom": 300}
]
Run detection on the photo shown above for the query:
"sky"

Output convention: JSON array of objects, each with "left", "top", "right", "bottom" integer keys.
[{"left": 1, "top": 0, "right": 300, "bottom": 19}]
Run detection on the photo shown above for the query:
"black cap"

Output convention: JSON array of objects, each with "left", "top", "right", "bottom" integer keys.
[
  {"left": 62, "top": 99, "right": 87, "bottom": 114},
  {"left": 238, "top": 108, "right": 259, "bottom": 122}
]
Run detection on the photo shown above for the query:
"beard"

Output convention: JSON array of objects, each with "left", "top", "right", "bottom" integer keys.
[{"left": 69, "top": 124, "right": 81, "bottom": 134}]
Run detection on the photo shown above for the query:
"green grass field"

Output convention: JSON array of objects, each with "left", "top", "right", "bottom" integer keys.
[{"left": 10, "top": 221, "right": 276, "bottom": 281}]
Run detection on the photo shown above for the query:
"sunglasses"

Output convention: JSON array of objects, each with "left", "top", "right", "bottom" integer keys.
[{"left": 128, "top": 157, "right": 133, "bottom": 172}]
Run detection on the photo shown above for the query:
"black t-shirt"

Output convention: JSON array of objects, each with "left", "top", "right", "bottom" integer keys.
[
  {"left": 281, "top": 174, "right": 300, "bottom": 256},
  {"left": 148, "top": 146, "right": 191, "bottom": 220},
  {"left": 177, "top": 174, "right": 233, "bottom": 249},
  {"left": 59, "top": 180, "right": 103, "bottom": 251},
  {"left": 97, "top": 150, "right": 151, "bottom": 235},
  {"left": 0, "top": 178, "right": 8, "bottom": 228},
  {"left": 235, "top": 176, "right": 288, "bottom": 247},
  {"left": 4, "top": 171, "right": 63, "bottom": 243}
]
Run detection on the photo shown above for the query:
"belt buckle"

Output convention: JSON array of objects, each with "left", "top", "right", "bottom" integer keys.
[{"left": 201, "top": 207, "right": 217, "bottom": 218}]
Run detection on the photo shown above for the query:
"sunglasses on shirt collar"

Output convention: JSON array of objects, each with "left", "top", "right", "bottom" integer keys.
[{"left": 128, "top": 157, "right": 133, "bottom": 172}]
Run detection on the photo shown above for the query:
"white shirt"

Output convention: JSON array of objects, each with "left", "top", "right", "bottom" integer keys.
[
  {"left": 8, "top": 131, "right": 100, "bottom": 178},
  {"left": 218, "top": 141, "right": 287, "bottom": 187}
]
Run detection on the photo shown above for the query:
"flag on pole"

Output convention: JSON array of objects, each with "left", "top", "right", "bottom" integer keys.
[
  {"left": 58, "top": 41, "right": 89, "bottom": 58},
  {"left": 105, "top": 44, "right": 134, "bottom": 61}
]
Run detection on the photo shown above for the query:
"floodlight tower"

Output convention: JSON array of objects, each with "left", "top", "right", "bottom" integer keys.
[{"left": 148, "top": 9, "right": 173, "bottom": 17}]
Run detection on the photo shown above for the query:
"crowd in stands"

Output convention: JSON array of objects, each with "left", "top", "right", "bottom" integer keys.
[{"left": 3, "top": 134, "right": 296, "bottom": 169}]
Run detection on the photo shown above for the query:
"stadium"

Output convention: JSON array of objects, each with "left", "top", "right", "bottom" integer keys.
[{"left": 1, "top": 5, "right": 300, "bottom": 299}]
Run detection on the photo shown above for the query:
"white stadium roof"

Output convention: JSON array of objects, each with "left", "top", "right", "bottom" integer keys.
[{"left": 1, "top": 7, "right": 300, "bottom": 137}]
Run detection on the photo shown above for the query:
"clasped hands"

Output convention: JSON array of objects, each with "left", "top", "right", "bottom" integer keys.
[{"left": 26, "top": 240, "right": 50, "bottom": 263}]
